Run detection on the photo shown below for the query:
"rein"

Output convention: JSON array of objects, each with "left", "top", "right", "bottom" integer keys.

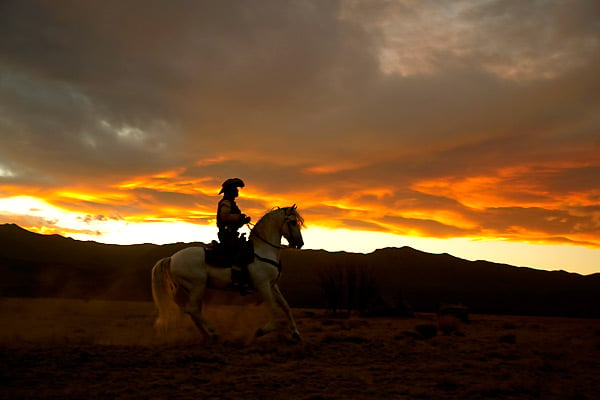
[
  {"left": 245, "top": 207, "right": 299, "bottom": 272},
  {"left": 247, "top": 221, "right": 288, "bottom": 250},
  {"left": 247, "top": 222, "right": 284, "bottom": 271}
]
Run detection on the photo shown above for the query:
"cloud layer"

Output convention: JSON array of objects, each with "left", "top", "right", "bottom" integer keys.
[{"left": 1, "top": 0, "right": 599, "bottom": 250}]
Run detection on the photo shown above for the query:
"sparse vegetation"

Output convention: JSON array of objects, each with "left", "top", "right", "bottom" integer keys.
[
  {"left": 318, "top": 263, "right": 379, "bottom": 315},
  {"left": 2, "top": 298, "right": 600, "bottom": 399},
  {"left": 317, "top": 263, "right": 411, "bottom": 317},
  {"left": 415, "top": 323, "right": 438, "bottom": 339},
  {"left": 499, "top": 333, "right": 517, "bottom": 344},
  {"left": 437, "top": 314, "right": 461, "bottom": 335}
]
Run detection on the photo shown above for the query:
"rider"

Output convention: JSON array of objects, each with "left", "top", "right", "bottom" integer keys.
[{"left": 217, "top": 178, "right": 252, "bottom": 292}]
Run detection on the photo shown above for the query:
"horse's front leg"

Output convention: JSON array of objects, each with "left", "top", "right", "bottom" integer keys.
[
  {"left": 272, "top": 284, "right": 301, "bottom": 340},
  {"left": 255, "top": 282, "right": 278, "bottom": 338}
]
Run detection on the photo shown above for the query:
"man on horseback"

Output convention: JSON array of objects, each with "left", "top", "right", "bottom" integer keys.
[{"left": 217, "top": 178, "right": 253, "bottom": 293}]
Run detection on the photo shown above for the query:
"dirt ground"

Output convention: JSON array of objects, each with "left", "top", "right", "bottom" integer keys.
[{"left": 1, "top": 297, "right": 599, "bottom": 399}]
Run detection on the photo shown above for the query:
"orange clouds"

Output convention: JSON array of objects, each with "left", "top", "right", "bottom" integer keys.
[
  {"left": 409, "top": 161, "right": 600, "bottom": 247},
  {"left": 2, "top": 151, "right": 599, "bottom": 252},
  {"left": 117, "top": 170, "right": 213, "bottom": 196},
  {"left": 110, "top": 158, "right": 600, "bottom": 248}
]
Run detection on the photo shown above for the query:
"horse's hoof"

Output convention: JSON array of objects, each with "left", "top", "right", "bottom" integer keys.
[
  {"left": 256, "top": 328, "right": 266, "bottom": 338},
  {"left": 291, "top": 332, "right": 302, "bottom": 341},
  {"left": 204, "top": 333, "right": 219, "bottom": 345}
]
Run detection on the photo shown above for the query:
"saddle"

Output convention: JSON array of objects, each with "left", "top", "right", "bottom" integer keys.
[
  {"left": 205, "top": 237, "right": 254, "bottom": 268},
  {"left": 205, "top": 236, "right": 255, "bottom": 294}
]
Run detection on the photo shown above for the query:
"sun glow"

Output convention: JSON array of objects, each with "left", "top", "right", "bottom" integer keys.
[
  {"left": 0, "top": 195, "right": 218, "bottom": 244},
  {"left": 1, "top": 182, "right": 599, "bottom": 275},
  {"left": 56, "top": 190, "right": 131, "bottom": 203},
  {"left": 302, "top": 225, "right": 600, "bottom": 275},
  {"left": 0, "top": 196, "right": 99, "bottom": 235},
  {"left": 71, "top": 220, "right": 218, "bottom": 245}
]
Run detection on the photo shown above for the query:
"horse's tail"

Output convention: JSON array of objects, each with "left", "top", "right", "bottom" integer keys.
[{"left": 151, "top": 257, "right": 179, "bottom": 336}]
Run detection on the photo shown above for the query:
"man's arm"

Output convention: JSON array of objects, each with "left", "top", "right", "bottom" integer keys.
[{"left": 219, "top": 200, "right": 249, "bottom": 224}]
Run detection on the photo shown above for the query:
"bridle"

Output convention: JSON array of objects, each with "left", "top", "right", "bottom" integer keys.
[
  {"left": 251, "top": 227, "right": 287, "bottom": 249},
  {"left": 248, "top": 207, "right": 300, "bottom": 250}
]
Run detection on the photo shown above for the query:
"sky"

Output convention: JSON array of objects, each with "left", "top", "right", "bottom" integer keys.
[{"left": 1, "top": 0, "right": 599, "bottom": 275}]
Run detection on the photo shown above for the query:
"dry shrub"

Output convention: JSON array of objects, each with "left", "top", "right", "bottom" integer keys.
[
  {"left": 437, "top": 314, "right": 461, "bottom": 335},
  {"left": 395, "top": 331, "right": 420, "bottom": 340},
  {"left": 345, "top": 319, "right": 370, "bottom": 330},
  {"left": 415, "top": 323, "right": 438, "bottom": 339},
  {"left": 499, "top": 333, "right": 517, "bottom": 344},
  {"left": 437, "top": 304, "right": 469, "bottom": 322},
  {"left": 435, "top": 377, "right": 462, "bottom": 392},
  {"left": 321, "top": 334, "right": 369, "bottom": 344}
]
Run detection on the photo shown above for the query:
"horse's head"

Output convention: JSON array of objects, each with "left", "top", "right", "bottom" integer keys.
[{"left": 281, "top": 205, "right": 304, "bottom": 249}]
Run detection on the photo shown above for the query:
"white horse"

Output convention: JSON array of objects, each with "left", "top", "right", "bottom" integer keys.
[{"left": 151, "top": 205, "right": 304, "bottom": 341}]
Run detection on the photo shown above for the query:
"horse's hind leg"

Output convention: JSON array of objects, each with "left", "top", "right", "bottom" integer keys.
[{"left": 185, "top": 285, "right": 219, "bottom": 342}]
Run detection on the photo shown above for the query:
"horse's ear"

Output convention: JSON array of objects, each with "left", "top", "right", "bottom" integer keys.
[{"left": 292, "top": 204, "right": 297, "bottom": 210}]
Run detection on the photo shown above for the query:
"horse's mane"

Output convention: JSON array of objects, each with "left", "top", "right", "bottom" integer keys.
[
  {"left": 287, "top": 206, "right": 305, "bottom": 227},
  {"left": 257, "top": 206, "right": 305, "bottom": 228}
]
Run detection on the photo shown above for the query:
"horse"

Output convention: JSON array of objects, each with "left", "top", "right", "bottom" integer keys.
[{"left": 151, "top": 205, "right": 304, "bottom": 342}]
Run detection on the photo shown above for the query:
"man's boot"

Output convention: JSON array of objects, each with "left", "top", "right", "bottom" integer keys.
[{"left": 231, "top": 265, "right": 251, "bottom": 295}]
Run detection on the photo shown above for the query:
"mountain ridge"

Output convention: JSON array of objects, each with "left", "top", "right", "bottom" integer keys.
[{"left": 1, "top": 223, "right": 598, "bottom": 317}]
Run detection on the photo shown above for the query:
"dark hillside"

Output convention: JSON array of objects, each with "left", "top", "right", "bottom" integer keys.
[
  {"left": 279, "top": 248, "right": 600, "bottom": 317},
  {"left": 1, "top": 224, "right": 599, "bottom": 317},
  {"left": 0, "top": 224, "right": 196, "bottom": 300}
]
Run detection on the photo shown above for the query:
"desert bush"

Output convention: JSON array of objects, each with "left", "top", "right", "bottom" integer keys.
[
  {"left": 498, "top": 334, "right": 517, "bottom": 344},
  {"left": 322, "top": 334, "right": 369, "bottom": 344},
  {"left": 437, "top": 304, "right": 469, "bottom": 322},
  {"left": 318, "top": 263, "right": 380, "bottom": 315},
  {"left": 415, "top": 323, "right": 438, "bottom": 339},
  {"left": 437, "top": 314, "right": 460, "bottom": 335},
  {"left": 318, "top": 263, "right": 412, "bottom": 317},
  {"left": 396, "top": 331, "right": 420, "bottom": 340}
]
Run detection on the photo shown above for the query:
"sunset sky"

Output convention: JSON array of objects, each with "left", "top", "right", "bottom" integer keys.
[{"left": 1, "top": 1, "right": 599, "bottom": 275}]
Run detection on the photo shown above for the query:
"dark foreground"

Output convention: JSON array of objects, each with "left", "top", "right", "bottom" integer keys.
[{"left": 1, "top": 298, "right": 599, "bottom": 399}]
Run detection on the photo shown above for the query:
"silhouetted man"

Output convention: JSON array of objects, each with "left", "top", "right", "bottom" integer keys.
[{"left": 217, "top": 178, "right": 252, "bottom": 293}]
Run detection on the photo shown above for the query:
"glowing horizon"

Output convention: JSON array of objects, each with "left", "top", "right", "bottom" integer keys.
[{"left": 1, "top": 193, "right": 598, "bottom": 276}]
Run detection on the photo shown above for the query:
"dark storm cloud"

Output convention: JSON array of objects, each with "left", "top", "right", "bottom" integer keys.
[
  {"left": 348, "top": 0, "right": 600, "bottom": 79},
  {"left": 0, "top": 0, "right": 599, "bottom": 247},
  {"left": 2, "top": 1, "right": 598, "bottom": 173},
  {"left": 0, "top": 0, "right": 383, "bottom": 182}
]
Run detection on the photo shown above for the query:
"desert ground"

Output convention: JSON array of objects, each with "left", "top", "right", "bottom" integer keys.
[{"left": 1, "top": 297, "right": 599, "bottom": 399}]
